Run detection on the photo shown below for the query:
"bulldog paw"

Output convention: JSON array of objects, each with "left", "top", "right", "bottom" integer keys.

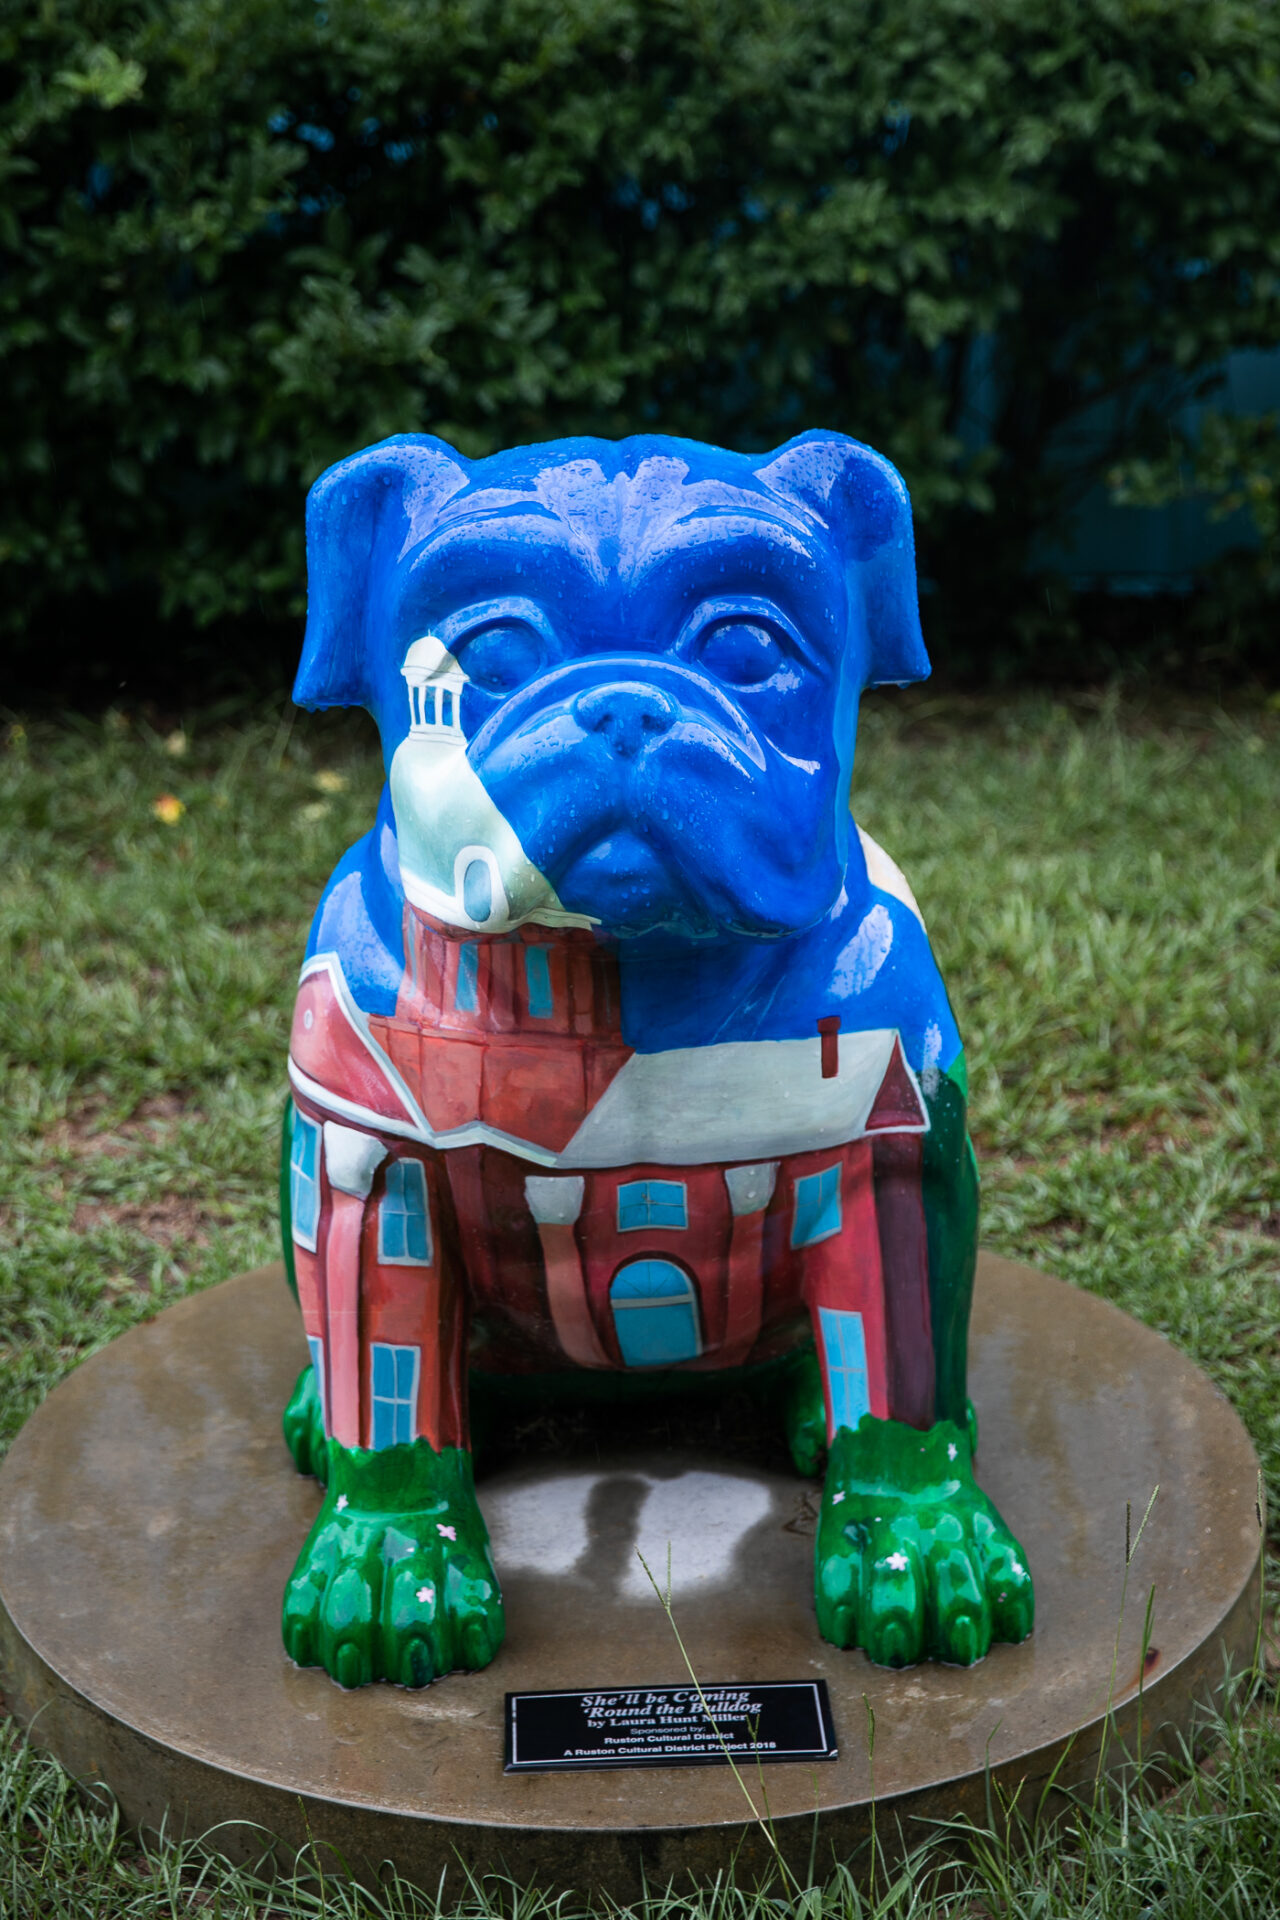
[
  {"left": 282, "top": 1440, "right": 503, "bottom": 1688},
  {"left": 283, "top": 1363, "right": 329, "bottom": 1484},
  {"left": 815, "top": 1416, "right": 1033, "bottom": 1668}
]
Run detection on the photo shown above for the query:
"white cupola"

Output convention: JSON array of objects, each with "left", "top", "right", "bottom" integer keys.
[
  {"left": 390, "top": 628, "right": 596, "bottom": 935},
  {"left": 401, "top": 634, "right": 467, "bottom": 736}
]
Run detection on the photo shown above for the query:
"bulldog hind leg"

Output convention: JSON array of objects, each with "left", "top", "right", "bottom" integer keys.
[
  {"left": 280, "top": 1119, "right": 503, "bottom": 1687},
  {"left": 283, "top": 1361, "right": 328, "bottom": 1484},
  {"left": 782, "top": 1346, "right": 827, "bottom": 1479}
]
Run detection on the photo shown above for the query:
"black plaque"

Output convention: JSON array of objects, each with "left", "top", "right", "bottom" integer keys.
[{"left": 504, "top": 1680, "right": 837, "bottom": 1772}]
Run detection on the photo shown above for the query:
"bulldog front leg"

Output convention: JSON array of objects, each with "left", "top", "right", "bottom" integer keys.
[
  {"left": 280, "top": 1116, "right": 503, "bottom": 1687},
  {"left": 814, "top": 1414, "right": 1033, "bottom": 1667},
  {"left": 283, "top": 1439, "right": 502, "bottom": 1689},
  {"left": 811, "top": 1064, "right": 1034, "bottom": 1667}
]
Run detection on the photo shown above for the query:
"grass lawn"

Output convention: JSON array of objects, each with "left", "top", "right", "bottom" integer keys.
[{"left": 0, "top": 690, "right": 1277, "bottom": 1916}]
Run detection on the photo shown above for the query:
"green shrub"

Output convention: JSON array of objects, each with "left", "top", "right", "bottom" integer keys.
[{"left": 3, "top": 0, "right": 1280, "bottom": 685}]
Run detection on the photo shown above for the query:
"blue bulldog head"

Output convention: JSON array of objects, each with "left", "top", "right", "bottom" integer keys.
[{"left": 295, "top": 432, "right": 929, "bottom": 941}]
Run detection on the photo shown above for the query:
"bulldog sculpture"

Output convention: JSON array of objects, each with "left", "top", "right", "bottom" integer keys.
[{"left": 279, "top": 431, "right": 1035, "bottom": 1689}]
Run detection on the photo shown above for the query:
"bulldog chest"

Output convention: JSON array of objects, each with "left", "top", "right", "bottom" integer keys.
[{"left": 287, "top": 913, "right": 937, "bottom": 1453}]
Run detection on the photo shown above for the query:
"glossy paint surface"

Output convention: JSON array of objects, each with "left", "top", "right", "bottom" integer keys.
[
  {"left": 295, "top": 432, "right": 957, "bottom": 1073},
  {"left": 281, "top": 429, "right": 1030, "bottom": 1687},
  {"left": 816, "top": 1417, "right": 1035, "bottom": 1667}
]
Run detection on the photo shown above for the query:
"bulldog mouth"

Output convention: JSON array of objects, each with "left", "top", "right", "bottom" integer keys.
[
  {"left": 555, "top": 827, "right": 702, "bottom": 925},
  {"left": 544, "top": 808, "right": 781, "bottom": 939}
]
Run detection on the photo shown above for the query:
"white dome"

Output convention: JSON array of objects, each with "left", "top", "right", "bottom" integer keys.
[{"left": 400, "top": 633, "right": 465, "bottom": 683}]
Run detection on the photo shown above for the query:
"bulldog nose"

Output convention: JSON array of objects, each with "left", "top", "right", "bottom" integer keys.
[{"left": 573, "top": 682, "right": 677, "bottom": 758}]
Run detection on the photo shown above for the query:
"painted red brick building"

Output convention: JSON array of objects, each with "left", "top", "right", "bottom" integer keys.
[{"left": 287, "top": 910, "right": 935, "bottom": 1459}]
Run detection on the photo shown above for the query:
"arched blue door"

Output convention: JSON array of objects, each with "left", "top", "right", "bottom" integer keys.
[{"left": 610, "top": 1260, "right": 701, "bottom": 1367}]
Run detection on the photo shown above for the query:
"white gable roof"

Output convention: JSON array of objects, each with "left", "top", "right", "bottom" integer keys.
[
  {"left": 293, "top": 955, "right": 926, "bottom": 1170},
  {"left": 554, "top": 1029, "right": 926, "bottom": 1170}
]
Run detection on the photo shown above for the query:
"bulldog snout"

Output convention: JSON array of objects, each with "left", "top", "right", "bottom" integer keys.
[{"left": 573, "top": 682, "right": 677, "bottom": 758}]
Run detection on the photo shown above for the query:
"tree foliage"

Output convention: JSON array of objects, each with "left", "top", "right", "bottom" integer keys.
[{"left": 4, "top": 0, "right": 1280, "bottom": 681}]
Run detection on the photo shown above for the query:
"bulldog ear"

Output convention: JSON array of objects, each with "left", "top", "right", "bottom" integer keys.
[
  {"left": 293, "top": 435, "right": 470, "bottom": 710},
  {"left": 756, "top": 431, "right": 930, "bottom": 688}
]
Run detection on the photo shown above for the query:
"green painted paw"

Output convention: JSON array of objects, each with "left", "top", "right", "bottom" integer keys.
[
  {"left": 282, "top": 1440, "right": 504, "bottom": 1688},
  {"left": 816, "top": 1416, "right": 1033, "bottom": 1668},
  {"left": 283, "top": 1364, "right": 329, "bottom": 1484}
]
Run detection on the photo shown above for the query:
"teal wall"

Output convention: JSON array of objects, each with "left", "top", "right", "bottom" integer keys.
[{"left": 1035, "top": 349, "right": 1280, "bottom": 592}]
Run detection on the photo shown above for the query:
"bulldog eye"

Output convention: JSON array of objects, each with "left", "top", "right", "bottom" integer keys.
[
  {"left": 694, "top": 619, "right": 785, "bottom": 687},
  {"left": 453, "top": 621, "right": 545, "bottom": 694}
]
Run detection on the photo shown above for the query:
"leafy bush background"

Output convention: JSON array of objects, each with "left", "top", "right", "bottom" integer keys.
[{"left": 4, "top": 0, "right": 1280, "bottom": 694}]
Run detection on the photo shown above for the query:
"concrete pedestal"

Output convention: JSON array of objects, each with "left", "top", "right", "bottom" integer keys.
[{"left": 0, "top": 1255, "right": 1262, "bottom": 1896}]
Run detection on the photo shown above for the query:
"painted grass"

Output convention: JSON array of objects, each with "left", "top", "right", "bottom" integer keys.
[{"left": 0, "top": 692, "right": 1277, "bottom": 1914}]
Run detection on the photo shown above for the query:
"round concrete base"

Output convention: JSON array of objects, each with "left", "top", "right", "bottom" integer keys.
[{"left": 0, "top": 1256, "right": 1262, "bottom": 1896}]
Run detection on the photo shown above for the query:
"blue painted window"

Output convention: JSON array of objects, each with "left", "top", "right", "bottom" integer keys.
[
  {"left": 791, "top": 1164, "right": 842, "bottom": 1247},
  {"left": 370, "top": 1343, "right": 420, "bottom": 1449},
  {"left": 290, "top": 1111, "right": 321, "bottom": 1251},
  {"left": 454, "top": 941, "right": 479, "bottom": 1011},
  {"left": 462, "top": 858, "right": 492, "bottom": 923},
  {"left": 617, "top": 1179, "right": 688, "bottom": 1231},
  {"left": 379, "top": 1159, "right": 432, "bottom": 1265},
  {"left": 818, "top": 1308, "right": 870, "bottom": 1434},
  {"left": 524, "top": 944, "right": 553, "bottom": 1018},
  {"left": 307, "top": 1334, "right": 327, "bottom": 1435},
  {"left": 610, "top": 1261, "right": 701, "bottom": 1367}
]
